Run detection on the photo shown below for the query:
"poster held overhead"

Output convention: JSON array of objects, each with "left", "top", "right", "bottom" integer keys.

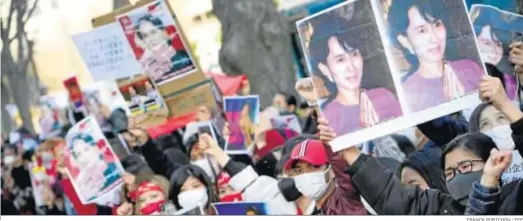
[
  {"left": 64, "top": 116, "right": 125, "bottom": 204},
  {"left": 212, "top": 202, "right": 268, "bottom": 215},
  {"left": 116, "top": 0, "right": 197, "bottom": 85},
  {"left": 72, "top": 22, "right": 143, "bottom": 81},
  {"left": 470, "top": 4, "right": 523, "bottom": 101},
  {"left": 223, "top": 96, "right": 259, "bottom": 154},
  {"left": 297, "top": 0, "right": 486, "bottom": 151},
  {"left": 270, "top": 115, "right": 302, "bottom": 133}
]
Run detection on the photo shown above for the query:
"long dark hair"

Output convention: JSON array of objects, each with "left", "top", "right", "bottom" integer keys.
[{"left": 169, "top": 165, "right": 218, "bottom": 210}]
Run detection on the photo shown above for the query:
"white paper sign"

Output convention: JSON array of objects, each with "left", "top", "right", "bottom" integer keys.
[
  {"left": 72, "top": 23, "right": 143, "bottom": 81},
  {"left": 270, "top": 115, "right": 302, "bottom": 133}
]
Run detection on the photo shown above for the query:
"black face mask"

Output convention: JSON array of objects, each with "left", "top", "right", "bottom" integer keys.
[{"left": 446, "top": 170, "right": 483, "bottom": 206}]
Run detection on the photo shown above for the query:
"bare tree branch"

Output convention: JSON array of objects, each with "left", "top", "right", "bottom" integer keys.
[
  {"left": 23, "top": 0, "right": 39, "bottom": 24},
  {"left": 4, "top": 0, "right": 16, "bottom": 37}
]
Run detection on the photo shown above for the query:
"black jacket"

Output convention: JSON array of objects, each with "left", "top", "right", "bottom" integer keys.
[
  {"left": 346, "top": 154, "right": 465, "bottom": 215},
  {"left": 139, "top": 138, "right": 183, "bottom": 179}
]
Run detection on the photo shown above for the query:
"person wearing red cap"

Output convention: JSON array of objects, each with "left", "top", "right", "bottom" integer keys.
[{"left": 282, "top": 139, "right": 367, "bottom": 215}]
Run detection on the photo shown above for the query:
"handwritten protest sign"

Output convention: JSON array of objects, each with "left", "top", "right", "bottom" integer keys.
[
  {"left": 72, "top": 23, "right": 143, "bottom": 81},
  {"left": 213, "top": 202, "right": 268, "bottom": 215},
  {"left": 64, "top": 116, "right": 124, "bottom": 204},
  {"left": 116, "top": 0, "right": 196, "bottom": 85},
  {"left": 270, "top": 115, "right": 302, "bottom": 133},
  {"left": 224, "top": 96, "right": 259, "bottom": 154},
  {"left": 297, "top": 0, "right": 486, "bottom": 151}
]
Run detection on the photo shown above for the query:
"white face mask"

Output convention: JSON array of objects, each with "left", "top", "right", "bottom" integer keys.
[
  {"left": 483, "top": 125, "right": 515, "bottom": 150},
  {"left": 191, "top": 157, "right": 219, "bottom": 181},
  {"left": 177, "top": 188, "right": 209, "bottom": 210},
  {"left": 294, "top": 168, "right": 330, "bottom": 200},
  {"left": 3, "top": 156, "right": 15, "bottom": 166}
]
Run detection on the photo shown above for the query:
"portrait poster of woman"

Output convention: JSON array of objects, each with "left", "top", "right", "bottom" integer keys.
[
  {"left": 377, "top": 0, "right": 486, "bottom": 113},
  {"left": 212, "top": 202, "right": 268, "bottom": 215},
  {"left": 117, "top": 0, "right": 196, "bottom": 85},
  {"left": 297, "top": 0, "right": 403, "bottom": 137},
  {"left": 470, "top": 4, "right": 523, "bottom": 100},
  {"left": 116, "top": 74, "right": 167, "bottom": 118},
  {"left": 223, "top": 96, "right": 259, "bottom": 154},
  {"left": 64, "top": 117, "right": 125, "bottom": 204}
]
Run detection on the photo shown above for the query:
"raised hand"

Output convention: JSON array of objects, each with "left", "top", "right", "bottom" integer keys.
[
  {"left": 479, "top": 75, "right": 510, "bottom": 110},
  {"left": 509, "top": 41, "right": 523, "bottom": 66},
  {"left": 481, "top": 149, "right": 512, "bottom": 187},
  {"left": 317, "top": 117, "right": 336, "bottom": 143},
  {"left": 295, "top": 77, "right": 319, "bottom": 104}
]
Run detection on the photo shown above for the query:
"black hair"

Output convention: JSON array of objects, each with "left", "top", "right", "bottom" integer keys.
[
  {"left": 485, "top": 63, "right": 507, "bottom": 90},
  {"left": 135, "top": 15, "right": 166, "bottom": 40},
  {"left": 387, "top": 0, "right": 449, "bottom": 74},
  {"left": 275, "top": 152, "right": 291, "bottom": 177},
  {"left": 246, "top": 206, "right": 259, "bottom": 215},
  {"left": 467, "top": 103, "right": 492, "bottom": 133},
  {"left": 390, "top": 134, "right": 416, "bottom": 156},
  {"left": 169, "top": 165, "right": 218, "bottom": 210},
  {"left": 276, "top": 92, "right": 298, "bottom": 109},
  {"left": 400, "top": 148, "right": 448, "bottom": 193},
  {"left": 307, "top": 0, "right": 395, "bottom": 102},
  {"left": 472, "top": 7, "right": 512, "bottom": 69},
  {"left": 164, "top": 148, "right": 190, "bottom": 166},
  {"left": 440, "top": 133, "right": 497, "bottom": 169}
]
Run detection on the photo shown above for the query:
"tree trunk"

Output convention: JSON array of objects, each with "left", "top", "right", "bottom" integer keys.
[
  {"left": 1, "top": 79, "right": 13, "bottom": 133},
  {"left": 213, "top": 0, "right": 297, "bottom": 108}
]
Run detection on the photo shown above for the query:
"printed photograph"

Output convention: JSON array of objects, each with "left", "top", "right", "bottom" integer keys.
[
  {"left": 117, "top": 0, "right": 196, "bottom": 84},
  {"left": 298, "top": 0, "right": 403, "bottom": 136},
  {"left": 65, "top": 117, "right": 124, "bottom": 204},
  {"left": 377, "top": 0, "right": 485, "bottom": 113},
  {"left": 470, "top": 4, "right": 523, "bottom": 100},
  {"left": 223, "top": 96, "right": 259, "bottom": 153},
  {"left": 117, "top": 74, "right": 165, "bottom": 117},
  {"left": 213, "top": 202, "right": 268, "bottom": 215}
]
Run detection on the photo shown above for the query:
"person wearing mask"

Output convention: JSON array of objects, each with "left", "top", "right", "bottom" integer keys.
[
  {"left": 116, "top": 175, "right": 170, "bottom": 215},
  {"left": 169, "top": 165, "right": 218, "bottom": 214},
  {"left": 273, "top": 92, "right": 298, "bottom": 116},
  {"left": 466, "top": 76, "right": 523, "bottom": 183},
  {"left": 316, "top": 77, "right": 523, "bottom": 215},
  {"left": 388, "top": 0, "right": 484, "bottom": 113},
  {"left": 399, "top": 148, "right": 448, "bottom": 192},
  {"left": 216, "top": 172, "right": 243, "bottom": 202}
]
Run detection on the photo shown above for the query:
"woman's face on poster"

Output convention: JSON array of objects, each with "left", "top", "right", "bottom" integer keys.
[
  {"left": 324, "top": 36, "right": 363, "bottom": 90},
  {"left": 129, "top": 87, "right": 137, "bottom": 96},
  {"left": 138, "top": 20, "right": 168, "bottom": 51},
  {"left": 197, "top": 106, "right": 212, "bottom": 122},
  {"left": 401, "top": 6, "right": 447, "bottom": 63},
  {"left": 145, "top": 81, "right": 153, "bottom": 91},
  {"left": 72, "top": 139, "right": 100, "bottom": 168},
  {"left": 477, "top": 25, "right": 503, "bottom": 65}
]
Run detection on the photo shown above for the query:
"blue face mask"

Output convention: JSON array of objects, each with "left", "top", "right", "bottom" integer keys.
[{"left": 22, "top": 138, "right": 38, "bottom": 151}]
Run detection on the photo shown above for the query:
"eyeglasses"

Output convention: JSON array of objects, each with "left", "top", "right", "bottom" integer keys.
[{"left": 444, "top": 160, "right": 484, "bottom": 181}]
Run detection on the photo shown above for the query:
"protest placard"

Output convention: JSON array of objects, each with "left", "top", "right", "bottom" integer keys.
[
  {"left": 297, "top": 0, "right": 486, "bottom": 151},
  {"left": 28, "top": 163, "right": 47, "bottom": 207},
  {"left": 64, "top": 116, "right": 125, "bottom": 204},
  {"left": 116, "top": 0, "right": 196, "bottom": 85},
  {"left": 173, "top": 206, "right": 206, "bottom": 215},
  {"left": 38, "top": 96, "right": 63, "bottom": 139},
  {"left": 213, "top": 202, "right": 268, "bottom": 215},
  {"left": 117, "top": 74, "right": 167, "bottom": 118},
  {"left": 470, "top": 4, "right": 523, "bottom": 100},
  {"left": 72, "top": 22, "right": 143, "bottom": 81},
  {"left": 63, "top": 76, "right": 85, "bottom": 110},
  {"left": 270, "top": 115, "right": 302, "bottom": 133},
  {"left": 223, "top": 96, "right": 259, "bottom": 154}
]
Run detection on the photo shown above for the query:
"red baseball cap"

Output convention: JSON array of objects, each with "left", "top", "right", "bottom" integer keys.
[{"left": 284, "top": 139, "right": 328, "bottom": 170}]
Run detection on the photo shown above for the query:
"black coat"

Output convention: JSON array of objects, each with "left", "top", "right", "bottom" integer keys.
[{"left": 346, "top": 154, "right": 465, "bottom": 215}]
